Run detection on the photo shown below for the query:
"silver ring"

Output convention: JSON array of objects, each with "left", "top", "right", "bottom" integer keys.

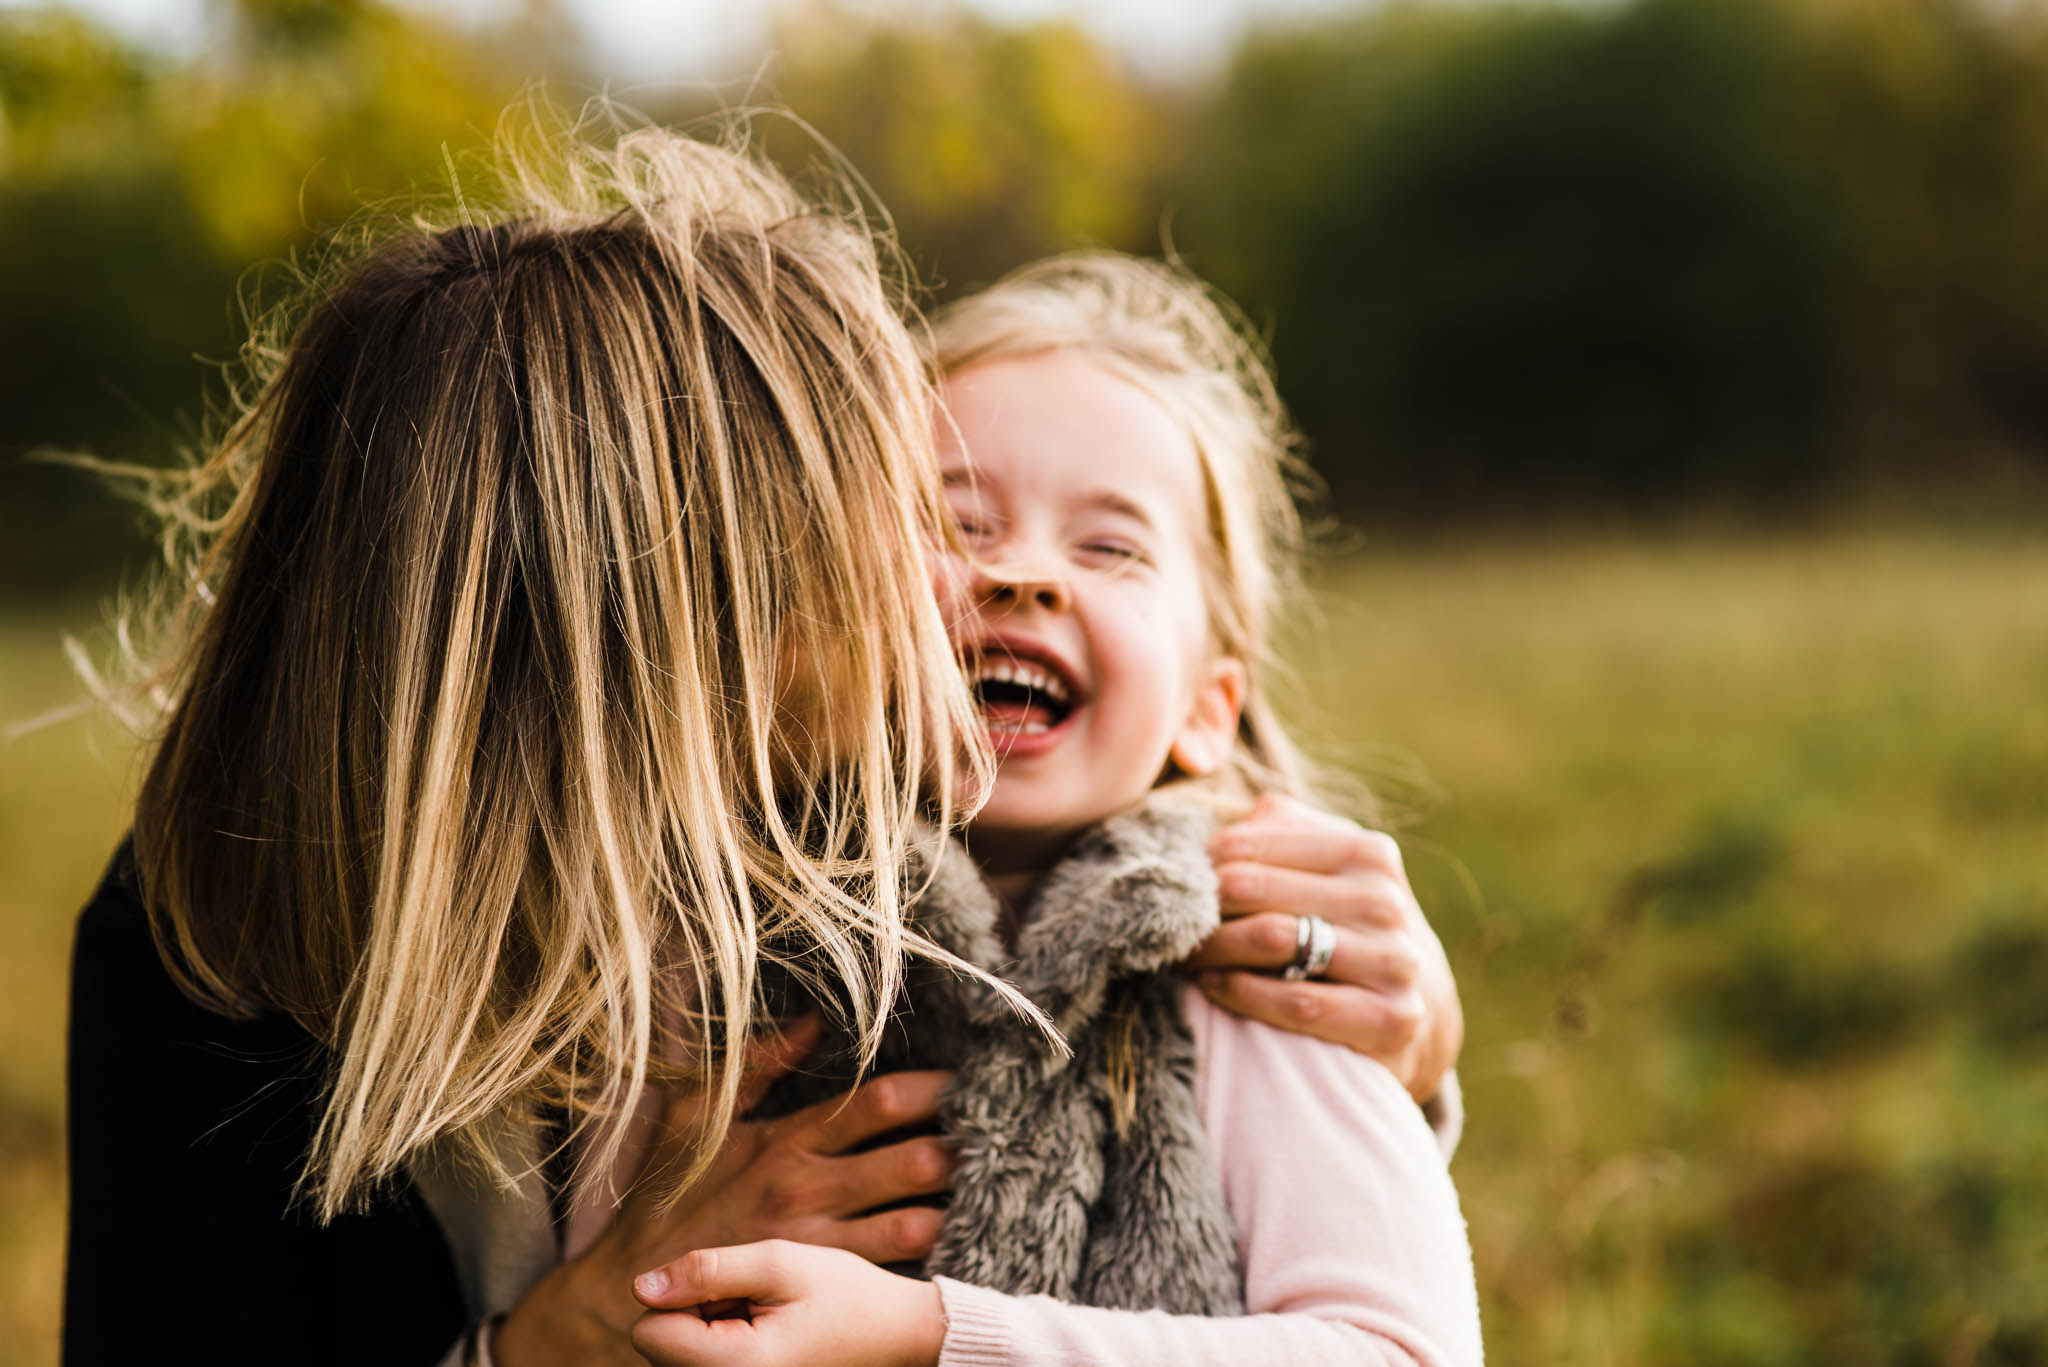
[{"left": 1282, "top": 914, "right": 1338, "bottom": 981}]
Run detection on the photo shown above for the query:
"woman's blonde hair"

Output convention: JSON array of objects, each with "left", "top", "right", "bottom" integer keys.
[
  {"left": 930, "top": 251, "right": 1321, "bottom": 802},
  {"left": 96, "top": 109, "right": 993, "bottom": 1219}
]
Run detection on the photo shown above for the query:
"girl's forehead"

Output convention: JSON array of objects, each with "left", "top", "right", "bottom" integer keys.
[{"left": 938, "top": 351, "right": 1203, "bottom": 513}]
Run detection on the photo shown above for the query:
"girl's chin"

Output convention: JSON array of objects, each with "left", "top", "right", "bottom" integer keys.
[{"left": 960, "top": 815, "right": 1092, "bottom": 875}]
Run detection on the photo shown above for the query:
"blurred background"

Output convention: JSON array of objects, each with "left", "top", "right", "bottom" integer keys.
[{"left": 3, "top": 0, "right": 2046, "bottom": 1362}]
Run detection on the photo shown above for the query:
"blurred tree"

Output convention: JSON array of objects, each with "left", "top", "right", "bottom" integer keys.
[
  {"left": 1174, "top": 0, "right": 2048, "bottom": 521},
  {"left": 0, "top": 0, "right": 519, "bottom": 599},
  {"left": 1787, "top": 0, "right": 2048, "bottom": 481},
  {"left": 1173, "top": 0, "right": 1846, "bottom": 518},
  {"left": 747, "top": 2, "right": 1170, "bottom": 294},
  {"left": 10, "top": 0, "right": 2048, "bottom": 601}
]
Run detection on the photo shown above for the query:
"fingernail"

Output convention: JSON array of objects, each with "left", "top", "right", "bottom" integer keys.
[{"left": 637, "top": 1268, "right": 670, "bottom": 1299}]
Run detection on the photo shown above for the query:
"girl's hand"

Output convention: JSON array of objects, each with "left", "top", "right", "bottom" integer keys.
[
  {"left": 631, "top": 1240, "right": 944, "bottom": 1367},
  {"left": 1188, "top": 793, "right": 1463, "bottom": 1102},
  {"left": 496, "top": 1020, "right": 956, "bottom": 1367}
]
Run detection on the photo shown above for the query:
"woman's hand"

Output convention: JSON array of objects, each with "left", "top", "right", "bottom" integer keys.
[
  {"left": 495, "top": 1020, "right": 955, "bottom": 1367},
  {"left": 1188, "top": 793, "right": 1463, "bottom": 1102},
  {"left": 630, "top": 1239, "right": 944, "bottom": 1367}
]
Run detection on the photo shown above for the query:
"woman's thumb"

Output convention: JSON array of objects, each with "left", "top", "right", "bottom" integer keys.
[
  {"left": 736, "top": 1014, "right": 824, "bottom": 1111},
  {"left": 655, "top": 1014, "right": 823, "bottom": 1135}
]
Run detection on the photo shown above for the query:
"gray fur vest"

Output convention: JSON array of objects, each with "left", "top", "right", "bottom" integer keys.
[{"left": 753, "top": 797, "right": 1244, "bottom": 1314}]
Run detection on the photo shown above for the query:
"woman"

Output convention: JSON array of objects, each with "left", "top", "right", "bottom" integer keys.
[{"left": 63, "top": 118, "right": 1461, "bottom": 1367}]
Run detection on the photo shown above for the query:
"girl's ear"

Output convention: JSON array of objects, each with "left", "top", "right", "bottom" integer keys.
[{"left": 1170, "top": 658, "right": 1247, "bottom": 778}]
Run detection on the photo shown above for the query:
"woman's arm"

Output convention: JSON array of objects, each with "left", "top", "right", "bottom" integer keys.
[
  {"left": 627, "top": 986, "right": 1483, "bottom": 1367},
  {"left": 66, "top": 846, "right": 966, "bottom": 1367},
  {"left": 65, "top": 848, "right": 472, "bottom": 1367},
  {"left": 1193, "top": 794, "right": 1464, "bottom": 1107}
]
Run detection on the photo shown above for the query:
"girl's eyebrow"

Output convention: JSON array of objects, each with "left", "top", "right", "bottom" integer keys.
[{"left": 1079, "top": 490, "right": 1159, "bottom": 529}]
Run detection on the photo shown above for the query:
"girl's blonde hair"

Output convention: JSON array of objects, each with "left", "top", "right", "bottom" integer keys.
[
  {"left": 930, "top": 251, "right": 1321, "bottom": 802},
  {"left": 96, "top": 110, "right": 992, "bottom": 1219}
]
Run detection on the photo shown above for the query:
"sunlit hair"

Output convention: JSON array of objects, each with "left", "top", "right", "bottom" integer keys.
[
  {"left": 930, "top": 251, "right": 1323, "bottom": 803},
  {"left": 86, "top": 109, "right": 999, "bottom": 1219}
]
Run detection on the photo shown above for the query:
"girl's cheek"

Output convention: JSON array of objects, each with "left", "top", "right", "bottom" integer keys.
[{"left": 925, "top": 550, "right": 968, "bottom": 625}]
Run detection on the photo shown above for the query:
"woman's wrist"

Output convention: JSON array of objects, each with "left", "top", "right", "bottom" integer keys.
[{"left": 493, "top": 1248, "right": 645, "bottom": 1367}]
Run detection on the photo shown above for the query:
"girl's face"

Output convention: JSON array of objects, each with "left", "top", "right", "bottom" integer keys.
[{"left": 934, "top": 351, "right": 1244, "bottom": 869}]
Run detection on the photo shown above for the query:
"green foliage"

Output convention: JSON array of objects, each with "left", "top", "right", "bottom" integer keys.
[
  {"left": 1175, "top": 0, "right": 1837, "bottom": 512},
  {"left": 0, "top": 1, "right": 518, "bottom": 597},
  {"left": 743, "top": 5, "right": 1168, "bottom": 293}
]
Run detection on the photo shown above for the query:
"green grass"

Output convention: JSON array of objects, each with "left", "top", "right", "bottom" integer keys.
[
  {"left": 1302, "top": 531, "right": 2048, "bottom": 1365},
  {"left": 5, "top": 529, "right": 2046, "bottom": 1365},
  {"left": 1, "top": 607, "right": 140, "bottom": 1367}
]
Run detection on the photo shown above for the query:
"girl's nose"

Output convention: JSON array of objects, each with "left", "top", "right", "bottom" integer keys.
[{"left": 974, "top": 557, "right": 1071, "bottom": 613}]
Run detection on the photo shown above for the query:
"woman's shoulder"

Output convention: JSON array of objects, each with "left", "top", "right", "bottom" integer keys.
[
  {"left": 72, "top": 837, "right": 309, "bottom": 1057},
  {"left": 73, "top": 838, "right": 149, "bottom": 974},
  {"left": 66, "top": 840, "right": 472, "bottom": 1364},
  {"left": 69, "top": 837, "right": 327, "bottom": 1170}
]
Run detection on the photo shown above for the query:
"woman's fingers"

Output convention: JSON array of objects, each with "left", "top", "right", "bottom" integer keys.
[
  {"left": 1201, "top": 796, "right": 1463, "bottom": 1098},
  {"left": 826, "top": 1203, "right": 946, "bottom": 1265},
  {"left": 1195, "top": 970, "right": 1423, "bottom": 1058},
  {"left": 1214, "top": 862, "right": 1411, "bottom": 930},
  {"left": 1184, "top": 913, "right": 1420, "bottom": 989},
  {"left": 790, "top": 1070, "right": 950, "bottom": 1156},
  {"left": 757, "top": 1133, "right": 954, "bottom": 1230},
  {"left": 820, "top": 1135, "right": 955, "bottom": 1215},
  {"left": 1210, "top": 793, "right": 1406, "bottom": 877}
]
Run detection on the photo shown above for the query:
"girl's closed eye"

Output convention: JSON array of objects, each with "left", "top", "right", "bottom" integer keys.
[
  {"left": 950, "top": 506, "right": 999, "bottom": 545},
  {"left": 1078, "top": 536, "right": 1149, "bottom": 567}
]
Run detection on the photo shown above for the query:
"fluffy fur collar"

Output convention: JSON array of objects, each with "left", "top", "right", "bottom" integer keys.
[{"left": 756, "top": 792, "right": 1244, "bottom": 1312}]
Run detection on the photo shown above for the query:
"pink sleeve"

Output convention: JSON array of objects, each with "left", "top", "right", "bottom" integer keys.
[{"left": 932, "top": 987, "right": 1483, "bottom": 1367}]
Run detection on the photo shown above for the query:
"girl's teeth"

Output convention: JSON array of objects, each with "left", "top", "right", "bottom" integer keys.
[{"left": 971, "top": 654, "right": 1070, "bottom": 703}]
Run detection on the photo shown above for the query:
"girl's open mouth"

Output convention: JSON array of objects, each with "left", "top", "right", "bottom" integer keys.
[{"left": 966, "top": 644, "right": 1082, "bottom": 753}]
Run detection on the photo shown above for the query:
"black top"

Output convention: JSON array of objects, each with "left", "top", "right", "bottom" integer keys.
[{"left": 64, "top": 843, "right": 470, "bottom": 1365}]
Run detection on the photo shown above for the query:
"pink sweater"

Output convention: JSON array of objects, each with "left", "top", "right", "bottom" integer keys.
[{"left": 929, "top": 984, "right": 1483, "bottom": 1366}]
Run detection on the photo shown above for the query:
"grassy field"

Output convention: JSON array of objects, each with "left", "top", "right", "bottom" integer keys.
[{"left": 4, "top": 530, "right": 2046, "bottom": 1365}]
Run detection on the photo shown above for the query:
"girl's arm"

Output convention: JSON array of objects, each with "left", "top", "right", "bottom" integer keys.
[
  {"left": 930, "top": 988, "right": 1481, "bottom": 1367},
  {"left": 629, "top": 986, "right": 1482, "bottom": 1367}
]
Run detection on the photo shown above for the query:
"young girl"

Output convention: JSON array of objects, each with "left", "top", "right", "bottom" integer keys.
[{"left": 630, "top": 254, "right": 1483, "bottom": 1365}]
